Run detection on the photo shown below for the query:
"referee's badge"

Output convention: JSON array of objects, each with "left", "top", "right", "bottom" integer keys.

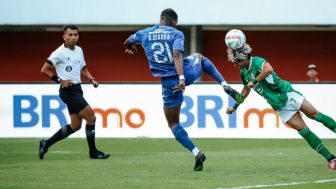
[{"left": 66, "top": 66, "right": 72, "bottom": 72}]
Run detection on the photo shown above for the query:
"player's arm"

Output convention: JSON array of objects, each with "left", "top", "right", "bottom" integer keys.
[
  {"left": 81, "top": 66, "right": 98, "bottom": 88},
  {"left": 226, "top": 85, "right": 251, "bottom": 114},
  {"left": 241, "top": 85, "right": 252, "bottom": 98},
  {"left": 123, "top": 38, "right": 137, "bottom": 55},
  {"left": 40, "top": 62, "right": 63, "bottom": 84},
  {"left": 40, "top": 61, "right": 73, "bottom": 87},
  {"left": 172, "top": 49, "right": 185, "bottom": 93},
  {"left": 247, "top": 61, "right": 273, "bottom": 88},
  {"left": 41, "top": 62, "right": 56, "bottom": 79}
]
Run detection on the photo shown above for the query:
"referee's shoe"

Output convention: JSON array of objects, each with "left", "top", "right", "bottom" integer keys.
[
  {"left": 39, "top": 139, "right": 48, "bottom": 159},
  {"left": 89, "top": 150, "right": 110, "bottom": 159}
]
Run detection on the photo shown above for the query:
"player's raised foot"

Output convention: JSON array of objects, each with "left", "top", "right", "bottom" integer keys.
[
  {"left": 328, "top": 158, "right": 336, "bottom": 171},
  {"left": 194, "top": 152, "right": 206, "bottom": 171},
  {"left": 223, "top": 86, "right": 244, "bottom": 104},
  {"left": 89, "top": 150, "right": 110, "bottom": 159},
  {"left": 39, "top": 139, "right": 48, "bottom": 160}
]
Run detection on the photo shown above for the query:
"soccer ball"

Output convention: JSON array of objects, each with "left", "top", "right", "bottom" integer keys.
[{"left": 225, "top": 29, "right": 246, "bottom": 50}]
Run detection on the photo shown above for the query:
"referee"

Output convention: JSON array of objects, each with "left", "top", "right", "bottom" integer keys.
[{"left": 39, "top": 25, "right": 109, "bottom": 159}]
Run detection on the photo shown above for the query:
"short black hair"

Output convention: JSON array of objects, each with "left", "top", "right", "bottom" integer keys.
[
  {"left": 63, "top": 25, "right": 79, "bottom": 32},
  {"left": 160, "top": 8, "right": 178, "bottom": 23}
]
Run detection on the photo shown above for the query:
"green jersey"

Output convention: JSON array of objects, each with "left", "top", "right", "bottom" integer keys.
[{"left": 240, "top": 56, "right": 294, "bottom": 110}]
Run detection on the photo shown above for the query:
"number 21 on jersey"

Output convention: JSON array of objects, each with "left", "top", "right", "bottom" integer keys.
[{"left": 151, "top": 42, "right": 173, "bottom": 63}]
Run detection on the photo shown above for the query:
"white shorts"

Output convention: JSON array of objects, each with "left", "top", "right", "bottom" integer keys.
[{"left": 277, "top": 91, "right": 304, "bottom": 123}]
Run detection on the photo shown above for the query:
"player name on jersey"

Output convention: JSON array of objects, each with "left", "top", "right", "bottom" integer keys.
[{"left": 148, "top": 29, "right": 170, "bottom": 41}]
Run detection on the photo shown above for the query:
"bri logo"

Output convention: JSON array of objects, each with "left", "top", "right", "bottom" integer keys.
[
  {"left": 244, "top": 108, "right": 289, "bottom": 128},
  {"left": 13, "top": 95, "right": 145, "bottom": 129},
  {"left": 180, "top": 95, "right": 237, "bottom": 128},
  {"left": 12, "top": 95, "right": 284, "bottom": 129}
]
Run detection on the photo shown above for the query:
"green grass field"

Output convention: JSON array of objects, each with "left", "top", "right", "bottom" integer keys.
[{"left": 0, "top": 138, "right": 336, "bottom": 189}]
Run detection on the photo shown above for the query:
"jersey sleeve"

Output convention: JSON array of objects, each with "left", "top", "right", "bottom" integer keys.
[
  {"left": 173, "top": 31, "right": 184, "bottom": 52},
  {"left": 47, "top": 49, "right": 61, "bottom": 66},
  {"left": 128, "top": 30, "right": 143, "bottom": 44},
  {"left": 252, "top": 56, "right": 266, "bottom": 72},
  {"left": 79, "top": 47, "right": 86, "bottom": 68},
  {"left": 240, "top": 70, "right": 248, "bottom": 85}
]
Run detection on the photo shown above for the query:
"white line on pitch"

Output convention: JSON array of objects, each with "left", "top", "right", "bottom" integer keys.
[{"left": 215, "top": 179, "right": 336, "bottom": 189}]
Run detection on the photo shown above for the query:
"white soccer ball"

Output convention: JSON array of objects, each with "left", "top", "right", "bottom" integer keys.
[{"left": 225, "top": 29, "right": 246, "bottom": 50}]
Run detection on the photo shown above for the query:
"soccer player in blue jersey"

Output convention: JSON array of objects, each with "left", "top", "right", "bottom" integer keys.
[{"left": 124, "top": 8, "right": 243, "bottom": 171}]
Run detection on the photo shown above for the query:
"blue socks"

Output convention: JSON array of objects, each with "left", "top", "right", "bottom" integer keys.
[
  {"left": 201, "top": 57, "right": 225, "bottom": 84},
  {"left": 171, "top": 125, "right": 196, "bottom": 152}
]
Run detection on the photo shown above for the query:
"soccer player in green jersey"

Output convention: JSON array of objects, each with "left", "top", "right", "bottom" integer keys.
[{"left": 225, "top": 42, "right": 336, "bottom": 171}]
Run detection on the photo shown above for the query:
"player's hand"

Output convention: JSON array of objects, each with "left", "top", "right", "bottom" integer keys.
[
  {"left": 91, "top": 79, "right": 99, "bottom": 88},
  {"left": 173, "top": 79, "right": 185, "bottom": 93},
  {"left": 125, "top": 49, "right": 135, "bottom": 55},
  {"left": 247, "top": 81, "right": 255, "bottom": 89},
  {"left": 125, "top": 45, "right": 137, "bottom": 55},
  {"left": 60, "top": 79, "right": 74, "bottom": 88},
  {"left": 226, "top": 107, "right": 236, "bottom": 114}
]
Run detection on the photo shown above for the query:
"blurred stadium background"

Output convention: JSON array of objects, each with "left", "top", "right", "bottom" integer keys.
[
  {"left": 1, "top": 0, "right": 336, "bottom": 188},
  {"left": 1, "top": 0, "right": 336, "bottom": 82}
]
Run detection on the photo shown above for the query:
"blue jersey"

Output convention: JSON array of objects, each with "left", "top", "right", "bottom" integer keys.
[{"left": 129, "top": 25, "right": 184, "bottom": 77}]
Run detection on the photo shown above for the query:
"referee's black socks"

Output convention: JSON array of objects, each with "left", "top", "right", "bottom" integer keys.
[
  {"left": 85, "top": 124, "right": 97, "bottom": 152},
  {"left": 46, "top": 124, "right": 74, "bottom": 148}
]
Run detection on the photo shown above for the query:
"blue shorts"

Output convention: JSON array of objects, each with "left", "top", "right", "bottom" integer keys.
[{"left": 161, "top": 55, "right": 202, "bottom": 108}]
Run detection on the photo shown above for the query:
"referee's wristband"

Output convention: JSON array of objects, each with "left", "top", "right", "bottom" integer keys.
[
  {"left": 179, "top": 75, "right": 185, "bottom": 80},
  {"left": 51, "top": 75, "right": 61, "bottom": 83},
  {"left": 252, "top": 79, "right": 259, "bottom": 85}
]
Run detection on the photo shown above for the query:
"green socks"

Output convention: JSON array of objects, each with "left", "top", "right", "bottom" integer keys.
[
  {"left": 299, "top": 127, "right": 334, "bottom": 161},
  {"left": 316, "top": 112, "right": 336, "bottom": 132},
  {"left": 296, "top": 113, "right": 336, "bottom": 161}
]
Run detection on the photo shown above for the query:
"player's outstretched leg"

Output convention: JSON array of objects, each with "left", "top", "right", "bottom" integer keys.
[
  {"left": 198, "top": 54, "right": 243, "bottom": 103},
  {"left": 38, "top": 124, "right": 74, "bottom": 159},
  {"left": 298, "top": 127, "right": 336, "bottom": 170},
  {"left": 86, "top": 124, "right": 110, "bottom": 159},
  {"left": 223, "top": 85, "right": 244, "bottom": 104},
  {"left": 315, "top": 113, "right": 336, "bottom": 170},
  {"left": 315, "top": 112, "right": 336, "bottom": 133},
  {"left": 171, "top": 124, "right": 206, "bottom": 171}
]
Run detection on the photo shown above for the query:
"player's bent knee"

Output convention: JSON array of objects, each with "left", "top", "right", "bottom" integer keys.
[
  {"left": 85, "top": 114, "right": 96, "bottom": 124},
  {"left": 70, "top": 124, "right": 81, "bottom": 131},
  {"left": 192, "top": 53, "right": 203, "bottom": 59},
  {"left": 167, "top": 121, "right": 180, "bottom": 128},
  {"left": 303, "top": 109, "right": 319, "bottom": 120},
  {"left": 308, "top": 111, "right": 319, "bottom": 120},
  {"left": 91, "top": 115, "right": 96, "bottom": 123}
]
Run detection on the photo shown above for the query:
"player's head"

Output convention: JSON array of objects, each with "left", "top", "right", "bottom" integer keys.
[
  {"left": 160, "top": 8, "right": 178, "bottom": 27},
  {"left": 63, "top": 25, "right": 79, "bottom": 48},
  {"left": 227, "top": 44, "right": 252, "bottom": 69}
]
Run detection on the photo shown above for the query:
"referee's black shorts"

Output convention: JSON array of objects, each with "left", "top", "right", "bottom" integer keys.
[{"left": 59, "top": 84, "right": 89, "bottom": 114}]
